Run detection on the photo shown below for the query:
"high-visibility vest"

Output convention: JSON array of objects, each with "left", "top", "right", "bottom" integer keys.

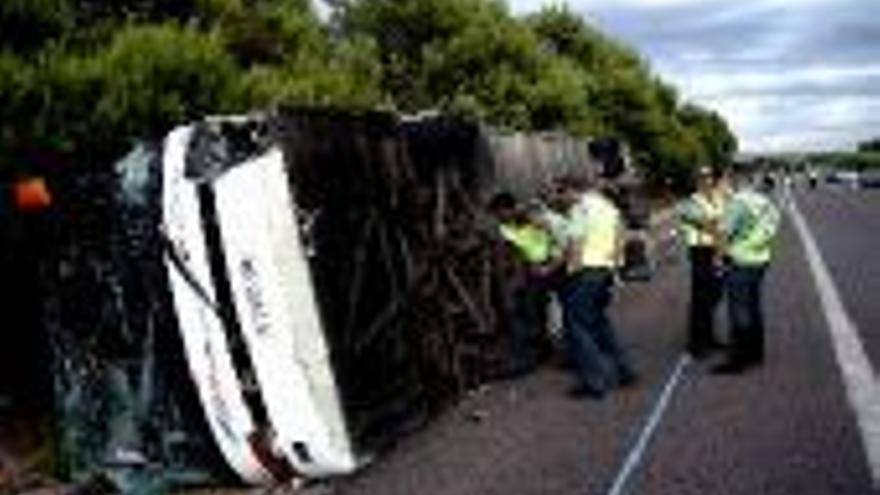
[
  {"left": 536, "top": 207, "right": 568, "bottom": 259},
  {"left": 679, "top": 189, "right": 725, "bottom": 247},
  {"left": 500, "top": 222, "right": 552, "bottom": 265},
  {"left": 725, "top": 189, "right": 781, "bottom": 266},
  {"left": 577, "top": 193, "right": 621, "bottom": 269}
]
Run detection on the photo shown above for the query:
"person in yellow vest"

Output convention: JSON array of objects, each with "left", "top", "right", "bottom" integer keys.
[
  {"left": 557, "top": 175, "right": 637, "bottom": 399},
  {"left": 712, "top": 172, "right": 781, "bottom": 374},
  {"left": 488, "top": 192, "right": 557, "bottom": 376},
  {"left": 677, "top": 166, "right": 729, "bottom": 359}
]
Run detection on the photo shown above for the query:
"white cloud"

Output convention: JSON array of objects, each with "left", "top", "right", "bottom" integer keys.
[
  {"left": 510, "top": 0, "right": 834, "bottom": 14},
  {"left": 706, "top": 95, "right": 880, "bottom": 151},
  {"left": 509, "top": 0, "right": 880, "bottom": 151},
  {"left": 666, "top": 65, "right": 880, "bottom": 99}
]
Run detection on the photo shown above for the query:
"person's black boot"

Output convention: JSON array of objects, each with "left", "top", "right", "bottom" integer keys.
[
  {"left": 711, "top": 357, "right": 751, "bottom": 375},
  {"left": 617, "top": 370, "right": 640, "bottom": 388},
  {"left": 566, "top": 384, "right": 605, "bottom": 400}
]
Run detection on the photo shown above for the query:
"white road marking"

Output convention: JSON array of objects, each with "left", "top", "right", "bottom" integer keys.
[
  {"left": 606, "top": 354, "right": 691, "bottom": 495},
  {"left": 789, "top": 191, "right": 880, "bottom": 486}
]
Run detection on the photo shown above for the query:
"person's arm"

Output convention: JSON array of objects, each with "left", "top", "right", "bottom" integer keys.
[
  {"left": 535, "top": 250, "right": 567, "bottom": 277},
  {"left": 614, "top": 210, "right": 625, "bottom": 269},
  {"left": 677, "top": 199, "right": 701, "bottom": 227},
  {"left": 563, "top": 204, "right": 588, "bottom": 273},
  {"left": 767, "top": 198, "right": 782, "bottom": 236},
  {"left": 759, "top": 196, "right": 782, "bottom": 248},
  {"left": 720, "top": 196, "right": 745, "bottom": 257},
  {"left": 563, "top": 233, "right": 582, "bottom": 274}
]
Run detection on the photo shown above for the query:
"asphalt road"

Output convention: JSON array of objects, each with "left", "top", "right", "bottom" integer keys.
[
  {"left": 291, "top": 185, "right": 879, "bottom": 495},
  {"left": 631, "top": 187, "right": 875, "bottom": 495},
  {"left": 794, "top": 186, "right": 880, "bottom": 372}
]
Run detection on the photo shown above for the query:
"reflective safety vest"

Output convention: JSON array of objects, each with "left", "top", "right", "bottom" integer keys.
[
  {"left": 574, "top": 193, "right": 622, "bottom": 269},
  {"left": 679, "top": 189, "right": 725, "bottom": 247},
  {"left": 500, "top": 222, "right": 552, "bottom": 265},
  {"left": 536, "top": 207, "right": 569, "bottom": 259},
  {"left": 724, "top": 189, "right": 781, "bottom": 266}
]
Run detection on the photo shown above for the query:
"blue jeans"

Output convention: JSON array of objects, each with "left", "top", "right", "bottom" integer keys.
[
  {"left": 559, "top": 269, "right": 634, "bottom": 393},
  {"left": 726, "top": 264, "right": 768, "bottom": 363}
]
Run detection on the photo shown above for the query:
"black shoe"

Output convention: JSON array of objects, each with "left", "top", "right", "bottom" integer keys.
[
  {"left": 711, "top": 360, "right": 750, "bottom": 375},
  {"left": 706, "top": 340, "right": 729, "bottom": 351},
  {"left": 566, "top": 385, "right": 605, "bottom": 400},
  {"left": 617, "top": 371, "right": 640, "bottom": 389},
  {"left": 687, "top": 347, "right": 711, "bottom": 360},
  {"left": 687, "top": 346, "right": 718, "bottom": 360},
  {"left": 509, "top": 364, "right": 536, "bottom": 378},
  {"left": 687, "top": 341, "right": 727, "bottom": 360}
]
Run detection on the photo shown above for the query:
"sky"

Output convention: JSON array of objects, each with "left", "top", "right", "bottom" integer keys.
[{"left": 506, "top": 0, "right": 880, "bottom": 152}]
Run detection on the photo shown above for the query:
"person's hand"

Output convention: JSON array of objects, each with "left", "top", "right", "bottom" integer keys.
[
  {"left": 533, "top": 258, "right": 563, "bottom": 278},
  {"left": 528, "top": 264, "right": 544, "bottom": 277}
]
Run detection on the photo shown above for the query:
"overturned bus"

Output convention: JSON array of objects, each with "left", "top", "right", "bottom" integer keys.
[{"left": 14, "top": 109, "right": 643, "bottom": 490}]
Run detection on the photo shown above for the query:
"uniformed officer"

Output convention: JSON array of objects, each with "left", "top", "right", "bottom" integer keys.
[
  {"left": 489, "top": 192, "right": 556, "bottom": 375},
  {"left": 677, "top": 166, "right": 728, "bottom": 359},
  {"left": 713, "top": 173, "right": 781, "bottom": 374},
  {"left": 557, "top": 175, "right": 637, "bottom": 398}
]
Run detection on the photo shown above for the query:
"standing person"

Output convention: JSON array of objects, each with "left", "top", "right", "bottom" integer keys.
[
  {"left": 488, "top": 192, "right": 556, "bottom": 376},
  {"left": 713, "top": 173, "right": 781, "bottom": 374},
  {"left": 807, "top": 168, "right": 819, "bottom": 189},
  {"left": 557, "top": 175, "right": 637, "bottom": 398},
  {"left": 677, "top": 166, "right": 728, "bottom": 359}
]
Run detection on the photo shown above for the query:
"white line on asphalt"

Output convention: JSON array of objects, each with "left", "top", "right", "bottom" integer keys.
[
  {"left": 789, "top": 192, "right": 880, "bottom": 486},
  {"left": 605, "top": 354, "right": 690, "bottom": 495}
]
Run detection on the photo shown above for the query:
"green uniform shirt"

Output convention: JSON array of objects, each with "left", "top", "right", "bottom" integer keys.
[{"left": 722, "top": 188, "right": 781, "bottom": 266}]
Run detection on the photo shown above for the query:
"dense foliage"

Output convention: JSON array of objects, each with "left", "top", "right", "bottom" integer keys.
[
  {"left": 813, "top": 152, "right": 880, "bottom": 171},
  {"left": 0, "top": 0, "right": 736, "bottom": 186},
  {"left": 857, "top": 138, "right": 880, "bottom": 154}
]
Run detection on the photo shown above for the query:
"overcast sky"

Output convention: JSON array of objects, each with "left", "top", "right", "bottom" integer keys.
[{"left": 507, "top": 0, "right": 880, "bottom": 152}]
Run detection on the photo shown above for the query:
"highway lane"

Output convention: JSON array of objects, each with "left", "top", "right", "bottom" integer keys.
[
  {"left": 326, "top": 260, "right": 692, "bottom": 495},
  {"left": 298, "top": 189, "right": 879, "bottom": 495},
  {"left": 631, "top": 200, "right": 876, "bottom": 495},
  {"left": 794, "top": 187, "right": 880, "bottom": 373}
]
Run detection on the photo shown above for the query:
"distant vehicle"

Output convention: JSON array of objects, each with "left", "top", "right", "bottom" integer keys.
[
  {"left": 859, "top": 171, "right": 880, "bottom": 189},
  {"left": 826, "top": 170, "right": 861, "bottom": 187}
]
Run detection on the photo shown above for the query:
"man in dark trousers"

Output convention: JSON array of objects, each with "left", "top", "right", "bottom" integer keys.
[
  {"left": 677, "top": 167, "right": 728, "bottom": 359},
  {"left": 557, "top": 175, "right": 637, "bottom": 399},
  {"left": 713, "top": 172, "right": 781, "bottom": 373},
  {"left": 489, "top": 192, "right": 557, "bottom": 376}
]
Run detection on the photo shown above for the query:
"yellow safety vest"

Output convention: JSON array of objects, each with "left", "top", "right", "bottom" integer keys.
[
  {"left": 680, "top": 189, "right": 725, "bottom": 247},
  {"left": 577, "top": 193, "right": 621, "bottom": 269},
  {"left": 725, "top": 190, "right": 781, "bottom": 266},
  {"left": 499, "top": 222, "right": 552, "bottom": 265}
]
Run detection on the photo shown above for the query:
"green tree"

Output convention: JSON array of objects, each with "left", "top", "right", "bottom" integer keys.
[
  {"left": 526, "top": 5, "right": 737, "bottom": 186},
  {"left": 341, "top": 0, "right": 595, "bottom": 131},
  {"left": 678, "top": 103, "right": 737, "bottom": 168},
  {"left": 0, "top": 0, "right": 74, "bottom": 52},
  {"left": 1, "top": 0, "right": 738, "bottom": 190},
  {"left": 0, "top": 0, "right": 383, "bottom": 171},
  {"left": 857, "top": 138, "right": 880, "bottom": 153}
]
